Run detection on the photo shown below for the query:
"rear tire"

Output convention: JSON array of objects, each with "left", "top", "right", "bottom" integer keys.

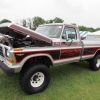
[
  {"left": 19, "top": 64, "right": 50, "bottom": 94},
  {"left": 89, "top": 54, "right": 100, "bottom": 71}
]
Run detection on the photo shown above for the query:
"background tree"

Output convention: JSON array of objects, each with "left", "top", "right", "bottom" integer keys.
[
  {"left": 78, "top": 25, "right": 88, "bottom": 31},
  {"left": 46, "top": 17, "right": 64, "bottom": 24},
  {"left": 0, "top": 19, "right": 11, "bottom": 24},
  {"left": 87, "top": 27, "right": 95, "bottom": 32},
  {"left": 95, "top": 28, "right": 100, "bottom": 32},
  {"left": 47, "top": 19, "right": 54, "bottom": 23},
  {"left": 21, "top": 19, "right": 27, "bottom": 27},
  {"left": 27, "top": 18, "right": 32, "bottom": 29},
  {"left": 53, "top": 17, "right": 64, "bottom": 23},
  {"left": 78, "top": 25, "right": 100, "bottom": 32},
  {"left": 33, "top": 16, "right": 45, "bottom": 30},
  {"left": 1, "top": 16, "right": 99, "bottom": 32}
]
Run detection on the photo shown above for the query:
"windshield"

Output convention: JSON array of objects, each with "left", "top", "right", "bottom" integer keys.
[{"left": 35, "top": 25, "right": 63, "bottom": 38}]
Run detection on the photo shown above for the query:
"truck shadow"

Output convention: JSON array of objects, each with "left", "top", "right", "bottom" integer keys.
[
  {"left": 50, "top": 61, "right": 90, "bottom": 76},
  {"left": 50, "top": 61, "right": 90, "bottom": 86}
]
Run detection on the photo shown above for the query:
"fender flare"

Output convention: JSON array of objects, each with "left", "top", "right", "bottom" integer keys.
[{"left": 17, "top": 53, "right": 54, "bottom": 68}]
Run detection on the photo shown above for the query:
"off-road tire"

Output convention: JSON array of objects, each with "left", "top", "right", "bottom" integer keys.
[
  {"left": 19, "top": 64, "right": 50, "bottom": 94},
  {"left": 89, "top": 54, "right": 100, "bottom": 71}
]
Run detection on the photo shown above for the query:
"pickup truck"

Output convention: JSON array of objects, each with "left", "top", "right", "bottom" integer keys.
[{"left": 0, "top": 23, "right": 100, "bottom": 94}]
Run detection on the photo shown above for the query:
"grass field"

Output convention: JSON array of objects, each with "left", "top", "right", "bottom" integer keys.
[{"left": 0, "top": 61, "right": 100, "bottom": 100}]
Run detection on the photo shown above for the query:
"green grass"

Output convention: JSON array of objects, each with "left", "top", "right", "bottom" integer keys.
[{"left": 0, "top": 61, "right": 100, "bottom": 100}]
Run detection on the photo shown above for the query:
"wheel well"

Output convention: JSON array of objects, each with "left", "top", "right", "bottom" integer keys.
[
  {"left": 21, "top": 56, "right": 53, "bottom": 71},
  {"left": 95, "top": 50, "right": 100, "bottom": 56},
  {"left": 89, "top": 50, "right": 100, "bottom": 61},
  {"left": 86, "top": 50, "right": 100, "bottom": 62}
]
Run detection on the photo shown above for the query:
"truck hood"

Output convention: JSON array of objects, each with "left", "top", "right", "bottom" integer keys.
[{"left": 0, "top": 23, "right": 52, "bottom": 44}]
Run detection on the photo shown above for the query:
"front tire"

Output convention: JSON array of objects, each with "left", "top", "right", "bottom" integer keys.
[
  {"left": 89, "top": 54, "right": 100, "bottom": 71},
  {"left": 19, "top": 64, "right": 50, "bottom": 94}
]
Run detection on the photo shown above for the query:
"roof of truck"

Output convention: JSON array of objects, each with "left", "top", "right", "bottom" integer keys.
[{"left": 39, "top": 23, "right": 77, "bottom": 28}]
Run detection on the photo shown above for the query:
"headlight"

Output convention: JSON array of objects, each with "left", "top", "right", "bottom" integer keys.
[
  {"left": 5, "top": 48, "right": 10, "bottom": 57},
  {"left": 6, "top": 50, "right": 10, "bottom": 57}
]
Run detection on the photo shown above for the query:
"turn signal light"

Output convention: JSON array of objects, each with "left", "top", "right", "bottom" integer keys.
[
  {"left": 6, "top": 58, "right": 14, "bottom": 64},
  {"left": 14, "top": 48, "right": 23, "bottom": 51}
]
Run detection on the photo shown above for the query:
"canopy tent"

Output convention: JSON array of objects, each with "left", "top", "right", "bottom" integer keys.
[
  {"left": 90, "top": 30, "right": 100, "bottom": 35},
  {"left": 86, "top": 30, "right": 100, "bottom": 40},
  {"left": 79, "top": 31, "right": 90, "bottom": 37}
]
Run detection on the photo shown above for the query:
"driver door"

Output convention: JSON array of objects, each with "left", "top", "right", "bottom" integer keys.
[{"left": 60, "top": 26, "right": 82, "bottom": 63}]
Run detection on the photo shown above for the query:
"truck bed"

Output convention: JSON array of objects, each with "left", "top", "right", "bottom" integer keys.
[{"left": 81, "top": 40, "right": 100, "bottom": 60}]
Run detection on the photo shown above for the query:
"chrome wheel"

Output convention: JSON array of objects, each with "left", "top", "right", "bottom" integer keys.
[
  {"left": 89, "top": 54, "right": 100, "bottom": 71},
  {"left": 30, "top": 72, "right": 45, "bottom": 87},
  {"left": 20, "top": 64, "right": 50, "bottom": 94},
  {"left": 96, "top": 59, "right": 100, "bottom": 68}
]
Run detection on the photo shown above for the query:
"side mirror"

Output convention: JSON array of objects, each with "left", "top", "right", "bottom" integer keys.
[
  {"left": 68, "top": 34, "right": 75, "bottom": 39},
  {"left": 81, "top": 36, "right": 86, "bottom": 40}
]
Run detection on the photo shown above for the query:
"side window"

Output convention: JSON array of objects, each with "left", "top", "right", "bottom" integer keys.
[{"left": 62, "top": 27, "right": 77, "bottom": 40}]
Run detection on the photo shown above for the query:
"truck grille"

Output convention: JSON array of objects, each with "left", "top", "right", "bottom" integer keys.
[{"left": 0, "top": 46, "right": 4, "bottom": 57}]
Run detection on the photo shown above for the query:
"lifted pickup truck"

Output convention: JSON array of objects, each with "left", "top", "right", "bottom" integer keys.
[{"left": 0, "top": 23, "right": 100, "bottom": 94}]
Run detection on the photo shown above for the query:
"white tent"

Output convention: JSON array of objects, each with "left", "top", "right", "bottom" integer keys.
[
  {"left": 86, "top": 30, "right": 100, "bottom": 40},
  {"left": 90, "top": 30, "right": 100, "bottom": 34}
]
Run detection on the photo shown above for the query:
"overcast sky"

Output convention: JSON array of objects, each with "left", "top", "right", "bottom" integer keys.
[{"left": 0, "top": 0, "right": 100, "bottom": 28}]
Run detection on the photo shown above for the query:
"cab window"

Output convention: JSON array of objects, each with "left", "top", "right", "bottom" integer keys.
[{"left": 62, "top": 26, "right": 77, "bottom": 40}]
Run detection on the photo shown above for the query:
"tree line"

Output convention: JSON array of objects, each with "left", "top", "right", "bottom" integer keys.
[{"left": 0, "top": 17, "right": 100, "bottom": 32}]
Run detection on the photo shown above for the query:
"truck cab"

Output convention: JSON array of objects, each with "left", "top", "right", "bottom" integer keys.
[{"left": 36, "top": 23, "right": 83, "bottom": 64}]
